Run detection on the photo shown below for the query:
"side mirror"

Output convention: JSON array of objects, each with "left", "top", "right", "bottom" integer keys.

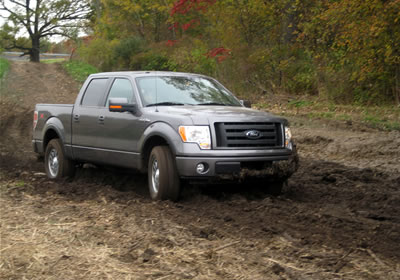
[
  {"left": 109, "top": 98, "right": 136, "bottom": 113},
  {"left": 240, "top": 100, "right": 251, "bottom": 108}
]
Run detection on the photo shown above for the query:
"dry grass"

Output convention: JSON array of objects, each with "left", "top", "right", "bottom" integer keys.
[
  {"left": 1, "top": 173, "right": 399, "bottom": 280},
  {"left": 1, "top": 60, "right": 399, "bottom": 279},
  {"left": 253, "top": 94, "right": 400, "bottom": 131}
]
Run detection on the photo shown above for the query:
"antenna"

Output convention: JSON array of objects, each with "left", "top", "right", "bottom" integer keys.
[{"left": 155, "top": 71, "right": 158, "bottom": 112}]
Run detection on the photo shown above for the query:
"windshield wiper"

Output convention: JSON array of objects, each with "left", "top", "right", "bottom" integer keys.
[
  {"left": 146, "top": 102, "right": 186, "bottom": 107},
  {"left": 198, "top": 102, "right": 227, "bottom": 106}
]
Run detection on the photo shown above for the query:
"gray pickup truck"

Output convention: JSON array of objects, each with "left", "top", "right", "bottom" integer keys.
[{"left": 33, "top": 71, "right": 298, "bottom": 200}]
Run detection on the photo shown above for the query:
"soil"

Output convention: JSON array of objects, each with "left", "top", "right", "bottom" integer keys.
[{"left": 1, "top": 61, "right": 399, "bottom": 279}]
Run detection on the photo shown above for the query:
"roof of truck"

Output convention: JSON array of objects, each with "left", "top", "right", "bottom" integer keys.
[{"left": 89, "top": 71, "right": 209, "bottom": 79}]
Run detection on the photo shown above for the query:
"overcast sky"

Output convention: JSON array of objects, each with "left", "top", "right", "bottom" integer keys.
[
  {"left": 0, "top": 8, "right": 8, "bottom": 26},
  {"left": 0, "top": 1, "right": 67, "bottom": 43}
]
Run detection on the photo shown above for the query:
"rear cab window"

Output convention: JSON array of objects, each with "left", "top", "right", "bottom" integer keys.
[{"left": 81, "top": 78, "right": 109, "bottom": 107}]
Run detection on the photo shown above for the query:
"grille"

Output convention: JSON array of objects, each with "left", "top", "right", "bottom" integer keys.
[{"left": 214, "top": 122, "right": 282, "bottom": 148}]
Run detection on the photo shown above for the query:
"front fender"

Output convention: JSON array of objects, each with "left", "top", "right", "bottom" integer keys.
[{"left": 138, "top": 122, "right": 182, "bottom": 156}]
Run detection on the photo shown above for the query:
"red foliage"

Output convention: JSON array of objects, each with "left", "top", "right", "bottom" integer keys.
[
  {"left": 205, "top": 47, "right": 232, "bottom": 63},
  {"left": 166, "top": 40, "right": 178, "bottom": 47},
  {"left": 168, "top": 22, "right": 180, "bottom": 30},
  {"left": 171, "top": 0, "right": 216, "bottom": 16},
  {"left": 182, "top": 19, "right": 199, "bottom": 31}
]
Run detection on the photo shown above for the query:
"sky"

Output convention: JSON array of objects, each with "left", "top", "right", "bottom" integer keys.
[
  {"left": 0, "top": 8, "right": 8, "bottom": 26},
  {"left": 0, "top": 2, "right": 67, "bottom": 43},
  {"left": 0, "top": 0, "right": 15, "bottom": 25}
]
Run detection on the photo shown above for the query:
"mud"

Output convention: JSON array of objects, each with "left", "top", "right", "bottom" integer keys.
[{"left": 1, "top": 61, "right": 399, "bottom": 279}]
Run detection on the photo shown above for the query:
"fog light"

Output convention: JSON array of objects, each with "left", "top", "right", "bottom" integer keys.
[{"left": 196, "top": 163, "right": 208, "bottom": 174}]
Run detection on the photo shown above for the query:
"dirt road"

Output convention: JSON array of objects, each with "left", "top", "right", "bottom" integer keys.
[{"left": 1, "top": 61, "right": 399, "bottom": 279}]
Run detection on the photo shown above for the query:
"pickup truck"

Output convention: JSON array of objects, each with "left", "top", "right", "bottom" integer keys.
[{"left": 33, "top": 71, "right": 298, "bottom": 201}]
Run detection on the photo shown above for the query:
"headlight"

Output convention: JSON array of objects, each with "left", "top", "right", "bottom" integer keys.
[
  {"left": 179, "top": 126, "right": 211, "bottom": 149},
  {"left": 285, "top": 126, "right": 293, "bottom": 150}
]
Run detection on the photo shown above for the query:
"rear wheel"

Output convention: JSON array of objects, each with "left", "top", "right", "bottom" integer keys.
[
  {"left": 148, "top": 146, "right": 180, "bottom": 201},
  {"left": 44, "top": 139, "right": 75, "bottom": 179}
]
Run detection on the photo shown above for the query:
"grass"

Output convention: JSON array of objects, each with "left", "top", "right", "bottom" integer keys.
[
  {"left": 42, "top": 58, "right": 66, "bottom": 64},
  {"left": 287, "top": 99, "right": 313, "bottom": 108},
  {"left": 15, "top": 181, "right": 25, "bottom": 187},
  {"left": 363, "top": 111, "right": 400, "bottom": 131},
  {"left": 254, "top": 97, "right": 400, "bottom": 131},
  {"left": 62, "top": 60, "right": 99, "bottom": 83},
  {"left": 0, "top": 57, "right": 10, "bottom": 79}
]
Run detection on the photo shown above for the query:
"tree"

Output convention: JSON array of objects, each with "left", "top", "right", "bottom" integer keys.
[
  {"left": 0, "top": 0, "right": 91, "bottom": 62},
  {"left": 301, "top": 0, "right": 400, "bottom": 104}
]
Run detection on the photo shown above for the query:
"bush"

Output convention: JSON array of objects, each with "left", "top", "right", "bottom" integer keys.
[
  {"left": 113, "top": 37, "right": 145, "bottom": 69},
  {"left": 63, "top": 60, "right": 99, "bottom": 83},
  {"left": 190, "top": 47, "right": 216, "bottom": 76},
  {"left": 169, "top": 41, "right": 216, "bottom": 76},
  {"left": 78, "top": 38, "right": 119, "bottom": 71},
  {"left": 130, "top": 51, "right": 177, "bottom": 71},
  {"left": 248, "top": 47, "right": 316, "bottom": 95}
]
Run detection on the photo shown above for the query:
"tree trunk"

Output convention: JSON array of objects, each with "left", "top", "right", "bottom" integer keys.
[
  {"left": 395, "top": 64, "right": 400, "bottom": 105},
  {"left": 30, "top": 36, "right": 40, "bottom": 62}
]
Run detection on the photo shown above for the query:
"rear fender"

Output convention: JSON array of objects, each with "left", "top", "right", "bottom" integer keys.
[{"left": 42, "top": 117, "right": 70, "bottom": 157}]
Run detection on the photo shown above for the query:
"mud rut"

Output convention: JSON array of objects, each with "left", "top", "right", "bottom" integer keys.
[{"left": 1, "top": 61, "right": 400, "bottom": 279}]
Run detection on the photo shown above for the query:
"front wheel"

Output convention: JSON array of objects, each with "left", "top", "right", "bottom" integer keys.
[
  {"left": 44, "top": 139, "right": 75, "bottom": 179},
  {"left": 148, "top": 146, "right": 180, "bottom": 201}
]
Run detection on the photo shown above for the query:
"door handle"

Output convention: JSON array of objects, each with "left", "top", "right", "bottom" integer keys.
[
  {"left": 73, "top": 114, "right": 80, "bottom": 121},
  {"left": 98, "top": 115, "right": 105, "bottom": 123}
]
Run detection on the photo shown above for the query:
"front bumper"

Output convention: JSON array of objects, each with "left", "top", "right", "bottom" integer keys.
[{"left": 176, "top": 146, "right": 299, "bottom": 181}]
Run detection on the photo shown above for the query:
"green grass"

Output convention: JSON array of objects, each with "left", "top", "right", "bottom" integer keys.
[
  {"left": 15, "top": 181, "right": 25, "bottom": 187},
  {"left": 0, "top": 57, "right": 10, "bottom": 79},
  {"left": 287, "top": 99, "right": 313, "bottom": 108},
  {"left": 363, "top": 112, "right": 400, "bottom": 131},
  {"left": 62, "top": 60, "right": 99, "bottom": 83},
  {"left": 42, "top": 58, "right": 66, "bottom": 64}
]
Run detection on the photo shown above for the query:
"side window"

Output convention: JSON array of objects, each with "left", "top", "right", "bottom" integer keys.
[
  {"left": 106, "top": 78, "right": 135, "bottom": 106},
  {"left": 81, "top": 78, "right": 108, "bottom": 107}
]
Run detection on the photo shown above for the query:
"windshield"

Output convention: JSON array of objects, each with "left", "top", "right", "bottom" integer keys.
[{"left": 136, "top": 76, "right": 241, "bottom": 107}]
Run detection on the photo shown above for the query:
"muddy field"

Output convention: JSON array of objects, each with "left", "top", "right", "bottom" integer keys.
[{"left": 1, "top": 61, "right": 400, "bottom": 279}]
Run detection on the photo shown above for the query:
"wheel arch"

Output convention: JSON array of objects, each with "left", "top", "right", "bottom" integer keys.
[
  {"left": 139, "top": 122, "right": 181, "bottom": 172},
  {"left": 141, "top": 135, "right": 170, "bottom": 173},
  {"left": 42, "top": 117, "right": 66, "bottom": 152}
]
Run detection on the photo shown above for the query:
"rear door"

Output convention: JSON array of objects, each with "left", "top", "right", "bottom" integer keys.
[{"left": 71, "top": 77, "right": 110, "bottom": 162}]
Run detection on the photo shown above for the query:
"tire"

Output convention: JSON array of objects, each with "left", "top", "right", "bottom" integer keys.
[
  {"left": 148, "top": 146, "right": 180, "bottom": 201},
  {"left": 44, "top": 139, "right": 75, "bottom": 179}
]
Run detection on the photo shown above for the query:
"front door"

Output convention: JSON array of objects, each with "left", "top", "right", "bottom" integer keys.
[{"left": 98, "top": 77, "right": 146, "bottom": 169}]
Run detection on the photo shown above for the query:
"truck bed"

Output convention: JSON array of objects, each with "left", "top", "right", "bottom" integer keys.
[{"left": 33, "top": 104, "right": 74, "bottom": 154}]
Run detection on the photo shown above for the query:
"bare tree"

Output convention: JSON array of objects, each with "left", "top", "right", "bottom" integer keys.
[{"left": 0, "top": 0, "right": 91, "bottom": 62}]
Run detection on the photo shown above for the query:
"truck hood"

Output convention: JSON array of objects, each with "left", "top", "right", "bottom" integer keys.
[{"left": 152, "top": 105, "right": 287, "bottom": 125}]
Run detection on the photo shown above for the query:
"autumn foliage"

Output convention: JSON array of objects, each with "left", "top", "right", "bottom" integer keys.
[
  {"left": 77, "top": 0, "right": 400, "bottom": 105},
  {"left": 171, "top": 0, "right": 216, "bottom": 15},
  {"left": 205, "top": 47, "right": 231, "bottom": 63}
]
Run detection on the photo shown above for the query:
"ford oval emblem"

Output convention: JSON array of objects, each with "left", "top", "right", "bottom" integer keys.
[{"left": 245, "top": 130, "right": 262, "bottom": 139}]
